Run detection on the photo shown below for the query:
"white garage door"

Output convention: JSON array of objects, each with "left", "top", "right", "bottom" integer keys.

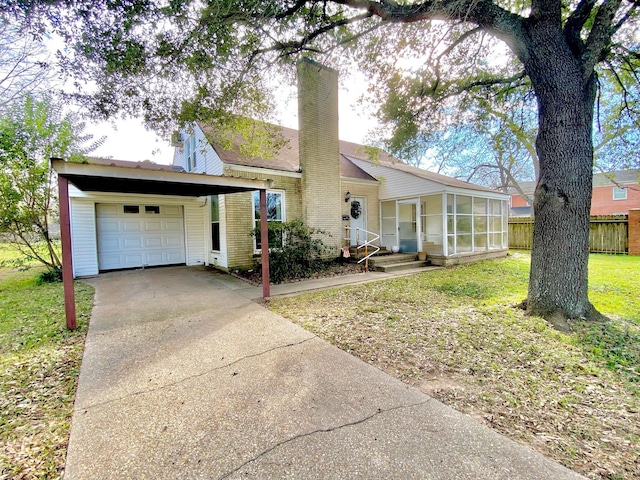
[{"left": 96, "top": 203, "right": 186, "bottom": 271}]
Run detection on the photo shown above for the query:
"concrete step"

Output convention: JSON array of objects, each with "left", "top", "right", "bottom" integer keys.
[
  {"left": 374, "top": 260, "right": 431, "bottom": 273},
  {"left": 369, "top": 253, "right": 418, "bottom": 265},
  {"left": 348, "top": 246, "right": 391, "bottom": 260}
]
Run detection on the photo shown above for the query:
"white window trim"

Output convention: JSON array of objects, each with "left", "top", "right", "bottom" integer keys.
[
  {"left": 185, "top": 135, "right": 197, "bottom": 172},
  {"left": 210, "top": 195, "right": 221, "bottom": 252},
  {"left": 253, "top": 189, "right": 286, "bottom": 253},
  {"left": 613, "top": 187, "right": 627, "bottom": 200}
]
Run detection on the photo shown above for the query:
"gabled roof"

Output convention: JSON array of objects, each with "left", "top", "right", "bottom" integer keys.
[
  {"left": 199, "top": 123, "right": 301, "bottom": 173},
  {"left": 343, "top": 154, "right": 502, "bottom": 194},
  {"left": 511, "top": 169, "right": 640, "bottom": 195},
  {"left": 593, "top": 169, "right": 639, "bottom": 187},
  {"left": 196, "top": 122, "right": 497, "bottom": 190}
]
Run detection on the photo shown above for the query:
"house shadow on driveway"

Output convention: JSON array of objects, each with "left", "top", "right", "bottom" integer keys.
[{"left": 64, "top": 266, "right": 585, "bottom": 479}]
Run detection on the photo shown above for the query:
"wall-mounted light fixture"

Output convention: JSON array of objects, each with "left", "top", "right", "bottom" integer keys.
[{"left": 344, "top": 191, "right": 351, "bottom": 203}]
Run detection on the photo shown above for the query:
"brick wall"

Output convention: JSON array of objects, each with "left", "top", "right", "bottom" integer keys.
[
  {"left": 512, "top": 183, "right": 640, "bottom": 215},
  {"left": 629, "top": 209, "right": 640, "bottom": 255},
  {"left": 591, "top": 185, "right": 640, "bottom": 215},
  {"left": 223, "top": 168, "right": 303, "bottom": 270},
  {"left": 297, "top": 58, "right": 342, "bottom": 253}
]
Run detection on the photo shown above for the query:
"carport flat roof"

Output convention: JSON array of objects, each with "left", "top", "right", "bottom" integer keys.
[{"left": 52, "top": 159, "right": 273, "bottom": 197}]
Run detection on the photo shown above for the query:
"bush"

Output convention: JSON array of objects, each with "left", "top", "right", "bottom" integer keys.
[
  {"left": 251, "top": 220, "right": 332, "bottom": 283},
  {"left": 37, "top": 267, "right": 62, "bottom": 284}
]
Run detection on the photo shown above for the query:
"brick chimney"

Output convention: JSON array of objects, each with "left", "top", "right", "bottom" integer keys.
[{"left": 297, "top": 58, "right": 342, "bottom": 253}]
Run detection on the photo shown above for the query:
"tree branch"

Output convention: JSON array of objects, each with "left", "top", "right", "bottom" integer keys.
[
  {"left": 332, "top": 0, "right": 530, "bottom": 61},
  {"left": 252, "top": 12, "right": 374, "bottom": 58},
  {"left": 563, "top": 0, "right": 597, "bottom": 54},
  {"left": 582, "top": 0, "right": 624, "bottom": 75}
]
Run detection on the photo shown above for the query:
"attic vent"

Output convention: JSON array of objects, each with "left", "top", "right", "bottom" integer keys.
[{"left": 170, "top": 131, "right": 182, "bottom": 146}]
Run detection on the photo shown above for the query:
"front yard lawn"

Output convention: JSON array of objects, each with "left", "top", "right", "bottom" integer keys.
[
  {"left": 0, "top": 246, "right": 94, "bottom": 479},
  {"left": 268, "top": 251, "right": 640, "bottom": 480}
]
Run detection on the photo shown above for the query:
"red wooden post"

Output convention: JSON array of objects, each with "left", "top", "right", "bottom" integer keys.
[
  {"left": 58, "top": 175, "right": 77, "bottom": 330},
  {"left": 260, "top": 189, "right": 271, "bottom": 298}
]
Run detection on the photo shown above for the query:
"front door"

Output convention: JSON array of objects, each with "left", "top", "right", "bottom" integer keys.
[
  {"left": 349, "top": 197, "right": 366, "bottom": 246},
  {"left": 398, "top": 199, "right": 419, "bottom": 252}
]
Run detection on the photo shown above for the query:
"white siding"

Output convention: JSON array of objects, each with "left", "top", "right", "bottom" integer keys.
[
  {"left": 184, "top": 203, "right": 206, "bottom": 266},
  {"left": 179, "top": 123, "right": 224, "bottom": 175},
  {"left": 350, "top": 158, "right": 509, "bottom": 202},
  {"left": 70, "top": 199, "right": 98, "bottom": 277},
  {"left": 349, "top": 159, "right": 444, "bottom": 200}
]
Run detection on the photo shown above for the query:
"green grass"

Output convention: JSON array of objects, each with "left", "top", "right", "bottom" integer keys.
[
  {"left": 268, "top": 251, "right": 640, "bottom": 479},
  {"left": 588, "top": 254, "right": 640, "bottom": 322},
  {"left": 0, "top": 246, "right": 94, "bottom": 479}
]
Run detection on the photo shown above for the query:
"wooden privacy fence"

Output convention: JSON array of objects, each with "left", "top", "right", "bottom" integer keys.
[{"left": 509, "top": 215, "right": 629, "bottom": 254}]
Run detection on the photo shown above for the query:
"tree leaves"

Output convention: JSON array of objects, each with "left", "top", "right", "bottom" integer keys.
[{"left": 0, "top": 95, "right": 102, "bottom": 272}]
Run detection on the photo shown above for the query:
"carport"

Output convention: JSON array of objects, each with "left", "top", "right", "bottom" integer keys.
[{"left": 52, "top": 159, "right": 274, "bottom": 329}]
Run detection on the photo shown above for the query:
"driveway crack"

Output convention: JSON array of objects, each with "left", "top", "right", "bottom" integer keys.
[
  {"left": 218, "top": 399, "right": 433, "bottom": 479},
  {"left": 79, "top": 336, "right": 316, "bottom": 411}
]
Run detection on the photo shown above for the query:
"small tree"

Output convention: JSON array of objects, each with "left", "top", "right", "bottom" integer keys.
[{"left": 0, "top": 95, "right": 101, "bottom": 277}]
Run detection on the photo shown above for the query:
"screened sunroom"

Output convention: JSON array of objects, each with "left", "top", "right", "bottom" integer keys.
[{"left": 380, "top": 192, "right": 509, "bottom": 265}]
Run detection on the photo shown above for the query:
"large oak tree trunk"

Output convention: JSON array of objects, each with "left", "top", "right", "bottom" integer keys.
[{"left": 524, "top": 26, "right": 599, "bottom": 326}]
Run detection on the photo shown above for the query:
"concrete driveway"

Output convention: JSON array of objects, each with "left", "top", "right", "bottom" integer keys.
[{"left": 64, "top": 266, "right": 584, "bottom": 479}]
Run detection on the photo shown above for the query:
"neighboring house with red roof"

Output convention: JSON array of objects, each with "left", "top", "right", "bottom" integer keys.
[
  {"left": 510, "top": 170, "right": 640, "bottom": 216},
  {"left": 58, "top": 59, "right": 509, "bottom": 278}
]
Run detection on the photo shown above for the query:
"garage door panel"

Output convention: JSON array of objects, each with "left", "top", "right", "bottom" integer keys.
[
  {"left": 164, "top": 236, "right": 183, "bottom": 247},
  {"left": 145, "top": 220, "right": 162, "bottom": 232},
  {"left": 96, "top": 203, "right": 186, "bottom": 271},
  {"left": 163, "top": 206, "right": 181, "bottom": 216},
  {"left": 145, "top": 237, "right": 163, "bottom": 248},
  {"left": 97, "top": 204, "right": 119, "bottom": 215},
  {"left": 99, "top": 220, "right": 121, "bottom": 233},
  {"left": 123, "top": 221, "right": 143, "bottom": 232},
  {"left": 123, "top": 253, "right": 144, "bottom": 265},
  {"left": 165, "top": 251, "right": 185, "bottom": 263},
  {"left": 123, "top": 237, "right": 144, "bottom": 248},
  {"left": 99, "top": 237, "right": 121, "bottom": 250},
  {"left": 165, "top": 219, "right": 183, "bottom": 231},
  {"left": 145, "top": 252, "right": 164, "bottom": 264}
]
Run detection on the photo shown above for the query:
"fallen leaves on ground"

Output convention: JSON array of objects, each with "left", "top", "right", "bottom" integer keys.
[{"left": 268, "top": 257, "right": 640, "bottom": 480}]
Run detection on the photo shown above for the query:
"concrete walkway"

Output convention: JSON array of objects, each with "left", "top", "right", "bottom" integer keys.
[{"left": 65, "top": 266, "right": 585, "bottom": 479}]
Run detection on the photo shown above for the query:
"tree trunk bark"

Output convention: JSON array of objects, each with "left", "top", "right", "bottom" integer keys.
[{"left": 524, "top": 26, "right": 600, "bottom": 326}]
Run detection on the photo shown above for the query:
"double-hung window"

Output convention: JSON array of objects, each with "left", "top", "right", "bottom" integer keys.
[
  {"left": 211, "top": 195, "right": 220, "bottom": 251},
  {"left": 185, "top": 135, "right": 197, "bottom": 171},
  {"left": 253, "top": 190, "right": 284, "bottom": 251},
  {"left": 613, "top": 187, "right": 627, "bottom": 200}
]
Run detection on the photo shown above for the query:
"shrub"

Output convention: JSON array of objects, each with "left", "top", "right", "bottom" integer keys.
[
  {"left": 251, "top": 220, "right": 332, "bottom": 283},
  {"left": 37, "top": 267, "right": 63, "bottom": 284}
]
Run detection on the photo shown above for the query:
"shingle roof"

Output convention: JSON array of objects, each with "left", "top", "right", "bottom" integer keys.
[
  {"left": 593, "top": 169, "right": 639, "bottom": 187},
  {"left": 198, "top": 122, "right": 498, "bottom": 191},
  {"left": 342, "top": 154, "right": 502, "bottom": 194},
  {"left": 199, "top": 123, "right": 301, "bottom": 173},
  {"left": 510, "top": 169, "right": 639, "bottom": 194}
]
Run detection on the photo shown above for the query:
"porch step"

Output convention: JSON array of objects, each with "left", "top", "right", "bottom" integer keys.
[
  {"left": 373, "top": 260, "right": 430, "bottom": 273},
  {"left": 368, "top": 253, "right": 418, "bottom": 265},
  {"left": 367, "top": 252, "right": 432, "bottom": 272},
  {"left": 347, "top": 246, "right": 391, "bottom": 260}
]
